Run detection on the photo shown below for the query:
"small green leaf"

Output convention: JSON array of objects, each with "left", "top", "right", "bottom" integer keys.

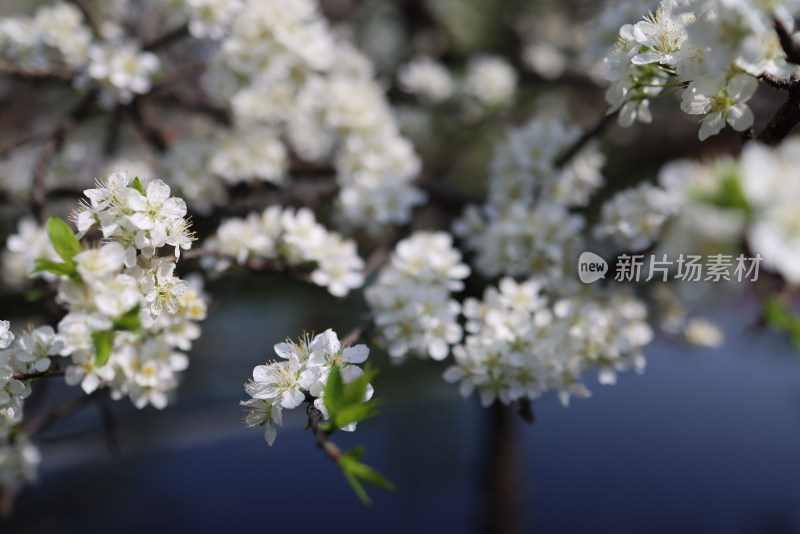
[
  {"left": 92, "top": 331, "right": 114, "bottom": 366},
  {"left": 334, "top": 401, "right": 381, "bottom": 428},
  {"left": 338, "top": 447, "right": 395, "bottom": 505},
  {"left": 340, "top": 457, "right": 372, "bottom": 505},
  {"left": 347, "top": 459, "right": 396, "bottom": 492},
  {"left": 324, "top": 365, "right": 345, "bottom": 416},
  {"left": 46, "top": 216, "right": 81, "bottom": 263},
  {"left": 113, "top": 306, "right": 141, "bottom": 332},
  {"left": 131, "top": 176, "right": 146, "bottom": 195},
  {"left": 30, "top": 258, "right": 77, "bottom": 278},
  {"left": 764, "top": 297, "right": 790, "bottom": 329}
]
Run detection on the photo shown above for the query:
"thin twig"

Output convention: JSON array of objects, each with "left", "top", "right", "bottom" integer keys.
[
  {"left": 66, "top": 0, "right": 102, "bottom": 38},
  {"left": 29, "top": 90, "right": 98, "bottom": 222},
  {"left": 11, "top": 369, "right": 65, "bottom": 381},
  {"left": 306, "top": 399, "right": 343, "bottom": 462},
  {"left": 143, "top": 23, "right": 190, "bottom": 51},
  {"left": 759, "top": 72, "right": 799, "bottom": 91},
  {"left": 0, "top": 60, "right": 75, "bottom": 80},
  {"left": 554, "top": 110, "right": 618, "bottom": 168},
  {"left": 757, "top": 83, "right": 800, "bottom": 145},
  {"left": 174, "top": 248, "right": 313, "bottom": 283},
  {"left": 340, "top": 320, "right": 374, "bottom": 348},
  {"left": 775, "top": 18, "right": 800, "bottom": 66},
  {"left": 98, "top": 389, "right": 121, "bottom": 457},
  {"left": 128, "top": 98, "right": 168, "bottom": 153},
  {"left": 24, "top": 390, "right": 101, "bottom": 435}
]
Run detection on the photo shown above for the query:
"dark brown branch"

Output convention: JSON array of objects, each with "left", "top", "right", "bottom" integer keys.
[
  {"left": 98, "top": 389, "right": 121, "bottom": 457},
  {"left": 174, "top": 248, "right": 313, "bottom": 283},
  {"left": 775, "top": 18, "right": 800, "bottom": 66},
  {"left": 143, "top": 23, "right": 190, "bottom": 51},
  {"left": 66, "top": 0, "right": 102, "bottom": 38},
  {"left": 128, "top": 98, "right": 169, "bottom": 153},
  {"left": 0, "top": 130, "right": 55, "bottom": 159},
  {"left": 29, "top": 90, "right": 98, "bottom": 222},
  {"left": 555, "top": 110, "right": 618, "bottom": 168},
  {"left": 11, "top": 369, "right": 65, "bottom": 381},
  {"left": 756, "top": 85, "right": 800, "bottom": 145},
  {"left": 417, "top": 178, "right": 481, "bottom": 209},
  {"left": 306, "top": 399, "right": 343, "bottom": 462},
  {"left": 340, "top": 320, "right": 374, "bottom": 348},
  {"left": 754, "top": 20, "right": 800, "bottom": 145},
  {"left": 483, "top": 403, "right": 523, "bottom": 534},
  {"left": 151, "top": 93, "right": 232, "bottom": 125},
  {"left": 0, "top": 60, "right": 75, "bottom": 80},
  {"left": 24, "top": 390, "right": 101, "bottom": 435},
  {"left": 759, "top": 72, "right": 799, "bottom": 91}
]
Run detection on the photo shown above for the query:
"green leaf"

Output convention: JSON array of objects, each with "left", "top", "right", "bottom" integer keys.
[
  {"left": 113, "top": 306, "right": 141, "bottom": 332},
  {"left": 764, "top": 297, "right": 790, "bottom": 329},
  {"left": 334, "top": 401, "right": 381, "bottom": 428},
  {"left": 92, "top": 330, "right": 114, "bottom": 367},
  {"left": 347, "top": 459, "right": 396, "bottom": 492},
  {"left": 340, "top": 457, "right": 372, "bottom": 505},
  {"left": 338, "top": 448, "right": 395, "bottom": 505},
  {"left": 131, "top": 176, "right": 146, "bottom": 195},
  {"left": 46, "top": 216, "right": 81, "bottom": 264},
  {"left": 323, "top": 365, "right": 345, "bottom": 416},
  {"left": 30, "top": 258, "right": 77, "bottom": 278}
]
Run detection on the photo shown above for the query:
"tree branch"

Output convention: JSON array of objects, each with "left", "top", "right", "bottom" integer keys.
[
  {"left": 174, "top": 248, "right": 313, "bottom": 283},
  {"left": 555, "top": 110, "right": 618, "bottom": 168},
  {"left": 756, "top": 85, "right": 800, "bottom": 145},
  {"left": 66, "top": 0, "right": 102, "bottom": 38},
  {"left": 306, "top": 398, "right": 343, "bottom": 462},
  {"left": 0, "top": 61, "right": 74, "bottom": 80},
  {"left": 143, "top": 23, "right": 190, "bottom": 51},
  {"left": 11, "top": 369, "right": 65, "bottom": 381},
  {"left": 775, "top": 18, "right": 800, "bottom": 66},
  {"left": 24, "top": 390, "right": 101, "bottom": 435}
]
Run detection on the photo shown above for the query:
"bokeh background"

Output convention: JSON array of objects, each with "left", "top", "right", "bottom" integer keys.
[{"left": 1, "top": 1, "right": 800, "bottom": 533}]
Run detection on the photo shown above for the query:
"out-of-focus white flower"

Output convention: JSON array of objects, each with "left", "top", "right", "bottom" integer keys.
[
  {"left": 398, "top": 56, "right": 454, "bottom": 102},
  {"left": 463, "top": 55, "right": 517, "bottom": 107}
]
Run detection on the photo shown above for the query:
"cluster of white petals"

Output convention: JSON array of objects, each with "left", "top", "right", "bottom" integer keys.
[
  {"left": 444, "top": 279, "right": 652, "bottom": 407},
  {"left": 241, "top": 329, "right": 371, "bottom": 446},
  {"left": 453, "top": 117, "right": 603, "bottom": 284},
  {"left": 202, "top": 206, "right": 364, "bottom": 297},
  {"left": 365, "top": 232, "right": 470, "bottom": 361},
  {"left": 0, "top": 321, "right": 56, "bottom": 494},
  {"left": 657, "top": 138, "right": 800, "bottom": 284},
  {"left": 55, "top": 171, "right": 206, "bottom": 409},
  {"left": 594, "top": 182, "right": 680, "bottom": 251},
  {"left": 604, "top": 0, "right": 800, "bottom": 139}
]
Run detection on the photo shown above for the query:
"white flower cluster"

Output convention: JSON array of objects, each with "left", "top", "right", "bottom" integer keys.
[
  {"left": 241, "top": 329, "right": 371, "bottom": 446},
  {"left": 604, "top": 0, "right": 800, "bottom": 139},
  {"left": 398, "top": 56, "right": 455, "bottom": 103},
  {"left": 444, "top": 278, "right": 653, "bottom": 407},
  {"left": 594, "top": 182, "right": 680, "bottom": 251},
  {"left": 180, "top": 0, "right": 244, "bottom": 40},
  {"left": 0, "top": 3, "right": 91, "bottom": 68},
  {"left": 195, "top": 0, "right": 425, "bottom": 230},
  {"left": 365, "top": 232, "right": 470, "bottom": 361},
  {"left": 0, "top": 321, "right": 57, "bottom": 494},
  {"left": 81, "top": 42, "right": 160, "bottom": 107},
  {"left": 202, "top": 206, "right": 364, "bottom": 297},
  {"left": 453, "top": 117, "right": 603, "bottom": 283},
  {"left": 463, "top": 55, "right": 518, "bottom": 107},
  {"left": 658, "top": 137, "right": 800, "bottom": 284},
  {"left": 56, "top": 171, "right": 206, "bottom": 409}
]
